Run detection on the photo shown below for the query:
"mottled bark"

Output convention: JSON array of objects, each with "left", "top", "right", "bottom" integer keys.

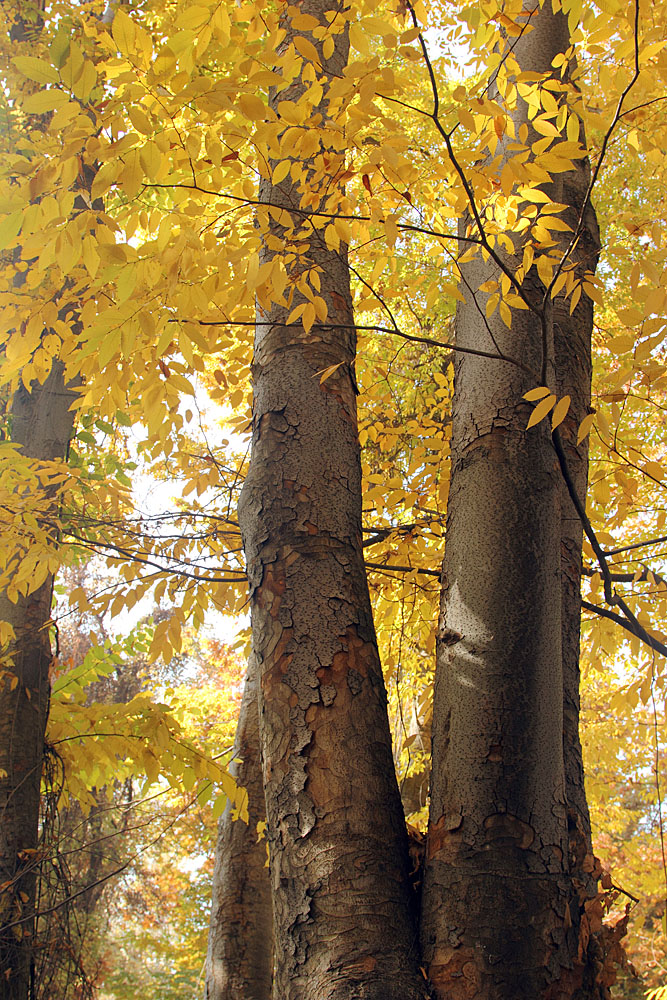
[
  {"left": 0, "top": 362, "right": 77, "bottom": 1000},
  {"left": 206, "top": 657, "right": 272, "bottom": 1000},
  {"left": 237, "top": 4, "right": 427, "bottom": 998},
  {"left": 421, "top": 5, "right": 602, "bottom": 999}
]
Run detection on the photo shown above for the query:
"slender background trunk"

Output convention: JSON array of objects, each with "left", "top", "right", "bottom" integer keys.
[
  {"left": 237, "top": 3, "right": 428, "bottom": 997},
  {"left": 206, "top": 657, "right": 272, "bottom": 1000},
  {"left": 0, "top": 3, "right": 115, "bottom": 990},
  {"left": 0, "top": 363, "right": 77, "bottom": 1000}
]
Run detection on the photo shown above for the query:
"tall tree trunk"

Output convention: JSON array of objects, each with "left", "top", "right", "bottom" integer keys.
[
  {"left": 237, "top": 4, "right": 428, "bottom": 998},
  {"left": 420, "top": 5, "right": 603, "bottom": 998},
  {"left": 206, "top": 657, "right": 272, "bottom": 1000},
  {"left": 0, "top": 363, "right": 77, "bottom": 1000}
]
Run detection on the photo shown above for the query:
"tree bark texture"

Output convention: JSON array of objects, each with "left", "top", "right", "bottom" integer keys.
[
  {"left": 206, "top": 657, "right": 273, "bottom": 1000},
  {"left": 0, "top": 362, "right": 77, "bottom": 1000},
  {"left": 421, "top": 5, "right": 603, "bottom": 998},
  {"left": 237, "top": 4, "right": 428, "bottom": 998}
]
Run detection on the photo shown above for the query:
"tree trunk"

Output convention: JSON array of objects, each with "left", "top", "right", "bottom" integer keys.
[
  {"left": 420, "top": 5, "right": 603, "bottom": 998},
  {"left": 206, "top": 657, "right": 273, "bottom": 1000},
  {"left": 237, "top": 4, "right": 427, "bottom": 998},
  {"left": 0, "top": 362, "right": 77, "bottom": 1000}
]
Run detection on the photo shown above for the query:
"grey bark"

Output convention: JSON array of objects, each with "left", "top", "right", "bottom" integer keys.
[
  {"left": 236, "top": 3, "right": 428, "bottom": 997},
  {"left": 206, "top": 657, "right": 273, "bottom": 1000},
  {"left": 421, "top": 6, "right": 603, "bottom": 999}
]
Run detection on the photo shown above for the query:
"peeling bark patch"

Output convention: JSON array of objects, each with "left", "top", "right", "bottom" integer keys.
[
  {"left": 429, "top": 947, "right": 481, "bottom": 1000},
  {"left": 427, "top": 812, "right": 464, "bottom": 862},
  {"left": 343, "top": 955, "right": 377, "bottom": 974},
  {"left": 257, "top": 561, "right": 286, "bottom": 614},
  {"left": 483, "top": 812, "right": 535, "bottom": 850},
  {"left": 314, "top": 626, "right": 373, "bottom": 695},
  {"left": 260, "top": 629, "right": 293, "bottom": 703}
]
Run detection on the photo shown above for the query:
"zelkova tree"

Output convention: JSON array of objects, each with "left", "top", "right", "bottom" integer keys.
[
  {"left": 233, "top": 2, "right": 428, "bottom": 998},
  {"left": 420, "top": 2, "right": 605, "bottom": 998}
]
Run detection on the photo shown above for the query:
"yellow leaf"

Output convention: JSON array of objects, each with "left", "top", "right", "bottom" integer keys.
[
  {"left": 576, "top": 413, "right": 595, "bottom": 445},
  {"left": 349, "top": 22, "right": 369, "bottom": 53},
  {"left": 569, "top": 283, "right": 582, "bottom": 315},
  {"left": 551, "top": 394, "right": 571, "bottom": 429},
  {"left": 499, "top": 301, "right": 512, "bottom": 327},
  {"left": 168, "top": 371, "right": 195, "bottom": 395},
  {"left": 246, "top": 252, "right": 260, "bottom": 290},
  {"left": 526, "top": 393, "right": 556, "bottom": 429},
  {"left": 523, "top": 386, "right": 551, "bottom": 401},
  {"left": 112, "top": 8, "right": 137, "bottom": 56},
  {"left": 139, "top": 141, "right": 162, "bottom": 179},
  {"left": 72, "top": 59, "right": 97, "bottom": 102},
  {"left": 13, "top": 55, "right": 59, "bottom": 84},
  {"left": 294, "top": 36, "right": 321, "bottom": 65},
  {"left": 272, "top": 160, "right": 291, "bottom": 185},
  {"left": 324, "top": 224, "right": 339, "bottom": 251},
  {"left": 317, "top": 362, "right": 344, "bottom": 384},
  {"left": 642, "top": 461, "right": 664, "bottom": 482},
  {"left": 0, "top": 210, "right": 23, "bottom": 251},
  {"left": 303, "top": 302, "right": 316, "bottom": 333},
  {"left": 128, "top": 105, "right": 153, "bottom": 135},
  {"left": 522, "top": 244, "right": 534, "bottom": 274},
  {"left": 177, "top": 5, "right": 210, "bottom": 29},
  {"left": 238, "top": 94, "right": 266, "bottom": 121},
  {"left": 532, "top": 117, "right": 559, "bottom": 137},
  {"left": 536, "top": 255, "right": 553, "bottom": 286},
  {"left": 22, "top": 89, "right": 68, "bottom": 114}
]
